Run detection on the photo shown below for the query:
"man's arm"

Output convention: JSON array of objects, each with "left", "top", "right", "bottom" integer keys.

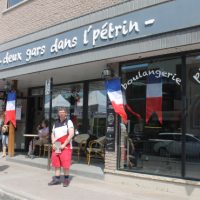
[
  {"left": 61, "top": 127, "right": 74, "bottom": 149},
  {"left": 51, "top": 133, "right": 55, "bottom": 144},
  {"left": 51, "top": 128, "right": 56, "bottom": 150}
]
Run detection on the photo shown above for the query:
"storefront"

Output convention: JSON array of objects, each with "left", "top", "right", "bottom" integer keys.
[
  {"left": 118, "top": 53, "right": 200, "bottom": 181},
  {"left": 0, "top": 0, "right": 200, "bottom": 183},
  {"left": 26, "top": 79, "right": 107, "bottom": 142}
]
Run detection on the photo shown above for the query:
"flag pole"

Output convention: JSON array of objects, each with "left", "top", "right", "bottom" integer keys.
[
  {"left": 47, "top": 78, "right": 53, "bottom": 171},
  {"left": 8, "top": 122, "right": 15, "bottom": 157},
  {"left": 8, "top": 80, "right": 17, "bottom": 157}
]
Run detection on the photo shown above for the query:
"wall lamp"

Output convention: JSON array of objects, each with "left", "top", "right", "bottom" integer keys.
[
  {"left": 3, "top": 80, "right": 14, "bottom": 93},
  {"left": 101, "top": 66, "right": 114, "bottom": 80}
]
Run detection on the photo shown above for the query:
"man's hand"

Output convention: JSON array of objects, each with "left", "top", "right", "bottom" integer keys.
[
  {"left": 52, "top": 144, "right": 56, "bottom": 150},
  {"left": 61, "top": 144, "right": 66, "bottom": 150}
]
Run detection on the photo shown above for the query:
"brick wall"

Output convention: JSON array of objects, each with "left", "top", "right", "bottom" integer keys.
[
  {"left": 0, "top": 0, "right": 126, "bottom": 44},
  {"left": 105, "top": 151, "right": 117, "bottom": 172},
  {"left": 104, "top": 68, "right": 119, "bottom": 172}
]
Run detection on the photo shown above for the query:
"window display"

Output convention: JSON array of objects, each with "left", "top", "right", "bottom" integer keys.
[{"left": 119, "top": 57, "right": 182, "bottom": 177}]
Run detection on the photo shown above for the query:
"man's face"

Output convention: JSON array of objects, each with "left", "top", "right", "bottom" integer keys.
[{"left": 58, "top": 110, "right": 67, "bottom": 119}]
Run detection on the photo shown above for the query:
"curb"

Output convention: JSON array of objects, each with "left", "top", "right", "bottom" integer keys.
[{"left": 0, "top": 188, "right": 32, "bottom": 200}]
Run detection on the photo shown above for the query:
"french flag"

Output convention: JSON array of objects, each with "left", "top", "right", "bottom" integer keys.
[
  {"left": 106, "top": 78, "right": 127, "bottom": 124},
  {"left": 5, "top": 91, "right": 16, "bottom": 127},
  {"left": 146, "top": 74, "right": 162, "bottom": 124}
]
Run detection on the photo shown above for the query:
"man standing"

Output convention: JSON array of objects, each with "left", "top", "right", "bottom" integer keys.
[{"left": 48, "top": 107, "right": 74, "bottom": 187}]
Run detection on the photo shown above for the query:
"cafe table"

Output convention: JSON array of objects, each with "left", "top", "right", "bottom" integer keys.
[{"left": 23, "top": 134, "right": 38, "bottom": 158}]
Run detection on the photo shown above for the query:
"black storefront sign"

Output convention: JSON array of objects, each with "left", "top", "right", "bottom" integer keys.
[{"left": 106, "top": 97, "right": 116, "bottom": 152}]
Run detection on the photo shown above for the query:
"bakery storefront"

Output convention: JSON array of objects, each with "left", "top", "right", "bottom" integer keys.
[
  {"left": 0, "top": 0, "right": 200, "bottom": 183},
  {"left": 118, "top": 54, "right": 200, "bottom": 181}
]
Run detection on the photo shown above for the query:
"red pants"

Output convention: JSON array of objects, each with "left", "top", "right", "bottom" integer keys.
[{"left": 51, "top": 148, "right": 72, "bottom": 169}]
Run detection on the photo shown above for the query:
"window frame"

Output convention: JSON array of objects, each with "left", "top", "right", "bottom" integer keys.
[{"left": 7, "top": 0, "right": 24, "bottom": 8}]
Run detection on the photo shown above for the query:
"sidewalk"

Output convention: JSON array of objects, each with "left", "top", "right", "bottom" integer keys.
[
  {"left": 0, "top": 157, "right": 196, "bottom": 200},
  {"left": 5, "top": 153, "right": 104, "bottom": 180}
]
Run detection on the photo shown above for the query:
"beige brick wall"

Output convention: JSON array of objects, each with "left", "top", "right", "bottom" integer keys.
[
  {"left": 105, "top": 151, "right": 117, "bottom": 171},
  {"left": 0, "top": 0, "right": 125, "bottom": 44}
]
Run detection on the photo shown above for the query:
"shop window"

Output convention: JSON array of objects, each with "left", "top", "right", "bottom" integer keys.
[
  {"left": 26, "top": 88, "right": 45, "bottom": 139},
  {"left": 88, "top": 81, "right": 106, "bottom": 139},
  {"left": 158, "top": 134, "right": 174, "bottom": 140},
  {"left": 31, "top": 88, "right": 44, "bottom": 96},
  {"left": 119, "top": 57, "right": 182, "bottom": 177},
  {"left": 45, "top": 83, "right": 83, "bottom": 132},
  {"left": 191, "top": 99, "right": 200, "bottom": 128},
  {"left": 7, "top": 0, "right": 24, "bottom": 8},
  {"left": 185, "top": 54, "right": 200, "bottom": 179},
  {"left": 0, "top": 91, "right": 6, "bottom": 112}
]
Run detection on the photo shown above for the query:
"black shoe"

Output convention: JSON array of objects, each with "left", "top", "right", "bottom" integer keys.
[
  {"left": 63, "top": 179, "right": 70, "bottom": 187},
  {"left": 48, "top": 179, "right": 61, "bottom": 186}
]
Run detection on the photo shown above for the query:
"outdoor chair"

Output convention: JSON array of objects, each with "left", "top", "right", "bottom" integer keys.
[
  {"left": 34, "top": 138, "right": 48, "bottom": 157},
  {"left": 73, "top": 134, "right": 90, "bottom": 161},
  {"left": 86, "top": 136, "right": 106, "bottom": 165},
  {"left": 32, "top": 139, "right": 43, "bottom": 157},
  {"left": 43, "top": 144, "right": 52, "bottom": 157}
]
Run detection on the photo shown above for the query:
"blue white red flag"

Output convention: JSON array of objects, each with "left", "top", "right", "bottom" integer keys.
[
  {"left": 106, "top": 79, "right": 127, "bottom": 124},
  {"left": 5, "top": 91, "right": 16, "bottom": 127},
  {"left": 146, "top": 74, "right": 162, "bottom": 124}
]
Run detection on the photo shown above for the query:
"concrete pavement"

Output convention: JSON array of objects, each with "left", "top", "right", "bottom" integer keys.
[
  {"left": 0, "top": 157, "right": 195, "bottom": 200},
  {"left": 5, "top": 154, "right": 104, "bottom": 180}
]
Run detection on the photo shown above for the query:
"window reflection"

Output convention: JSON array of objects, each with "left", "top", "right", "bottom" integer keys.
[
  {"left": 88, "top": 81, "right": 106, "bottom": 138},
  {"left": 119, "top": 58, "right": 182, "bottom": 177},
  {"left": 7, "top": 0, "right": 23, "bottom": 8},
  {"left": 185, "top": 54, "right": 200, "bottom": 179},
  {"left": 45, "top": 83, "right": 83, "bottom": 132}
]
